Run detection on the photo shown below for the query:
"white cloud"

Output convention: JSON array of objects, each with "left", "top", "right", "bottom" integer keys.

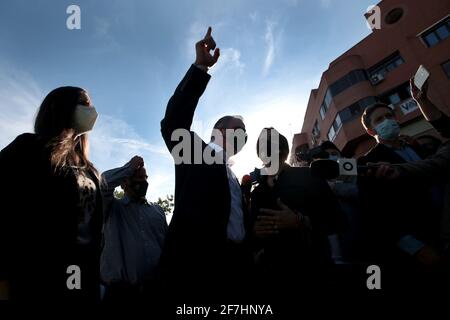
[
  {"left": 0, "top": 66, "right": 42, "bottom": 148},
  {"left": 184, "top": 22, "right": 210, "bottom": 63},
  {"left": 263, "top": 20, "right": 276, "bottom": 76},
  {"left": 320, "top": 0, "right": 333, "bottom": 9},
  {"left": 90, "top": 17, "right": 121, "bottom": 54},
  {"left": 88, "top": 115, "right": 174, "bottom": 201},
  {"left": 89, "top": 115, "right": 169, "bottom": 168},
  {"left": 93, "top": 17, "right": 111, "bottom": 38},
  {"left": 249, "top": 12, "right": 258, "bottom": 23},
  {"left": 209, "top": 47, "right": 245, "bottom": 76},
  {"left": 284, "top": 0, "right": 301, "bottom": 7},
  {"left": 197, "top": 82, "right": 310, "bottom": 181},
  {"left": 229, "top": 92, "right": 305, "bottom": 180}
]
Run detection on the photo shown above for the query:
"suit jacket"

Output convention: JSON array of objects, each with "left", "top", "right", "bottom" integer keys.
[
  {"left": 357, "top": 142, "right": 440, "bottom": 263},
  {"left": 358, "top": 142, "right": 425, "bottom": 166},
  {"left": 250, "top": 166, "right": 346, "bottom": 277},
  {"left": 159, "top": 65, "right": 249, "bottom": 291},
  {"left": 395, "top": 140, "right": 450, "bottom": 243},
  {"left": 0, "top": 133, "right": 103, "bottom": 301}
]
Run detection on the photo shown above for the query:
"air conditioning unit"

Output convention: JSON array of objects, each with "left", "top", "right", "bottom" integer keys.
[{"left": 370, "top": 73, "right": 385, "bottom": 85}]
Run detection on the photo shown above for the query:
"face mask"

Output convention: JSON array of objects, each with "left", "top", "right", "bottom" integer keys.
[
  {"left": 374, "top": 119, "right": 400, "bottom": 140},
  {"left": 328, "top": 155, "right": 339, "bottom": 161},
  {"left": 131, "top": 181, "right": 148, "bottom": 198},
  {"left": 72, "top": 105, "right": 98, "bottom": 135}
]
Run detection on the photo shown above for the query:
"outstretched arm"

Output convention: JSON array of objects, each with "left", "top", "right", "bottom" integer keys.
[{"left": 161, "top": 27, "right": 220, "bottom": 151}]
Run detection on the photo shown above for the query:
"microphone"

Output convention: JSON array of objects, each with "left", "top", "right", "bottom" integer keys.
[{"left": 241, "top": 174, "right": 253, "bottom": 204}]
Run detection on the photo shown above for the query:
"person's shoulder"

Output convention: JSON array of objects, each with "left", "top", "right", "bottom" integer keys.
[
  {"left": 441, "top": 140, "right": 450, "bottom": 149},
  {"left": 430, "top": 113, "right": 450, "bottom": 138},
  {"left": 358, "top": 143, "right": 386, "bottom": 164},
  {"left": 366, "top": 143, "right": 385, "bottom": 155},
  {"left": 406, "top": 142, "right": 427, "bottom": 159},
  {"left": 149, "top": 204, "right": 167, "bottom": 217},
  {"left": 6, "top": 132, "right": 40, "bottom": 146},
  {"left": 281, "top": 166, "right": 312, "bottom": 180},
  {"left": 0, "top": 133, "right": 42, "bottom": 156},
  {"left": 434, "top": 140, "right": 450, "bottom": 156}
]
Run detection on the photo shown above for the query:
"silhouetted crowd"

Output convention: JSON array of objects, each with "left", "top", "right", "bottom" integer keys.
[{"left": 0, "top": 27, "right": 449, "bottom": 306}]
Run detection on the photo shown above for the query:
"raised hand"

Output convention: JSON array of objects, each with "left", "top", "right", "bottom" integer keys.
[
  {"left": 195, "top": 26, "right": 220, "bottom": 68},
  {"left": 127, "top": 155, "right": 144, "bottom": 171},
  {"left": 367, "top": 162, "right": 400, "bottom": 180},
  {"left": 410, "top": 77, "right": 429, "bottom": 102}
]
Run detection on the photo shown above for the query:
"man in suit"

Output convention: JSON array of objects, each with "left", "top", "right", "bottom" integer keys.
[
  {"left": 159, "top": 27, "right": 250, "bottom": 298},
  {"left": 357, "top": 103, "right": 441, "bottom": 290}
]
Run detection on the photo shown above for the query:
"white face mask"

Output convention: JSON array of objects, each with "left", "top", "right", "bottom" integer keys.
[
  {"left": 374, "top": 118, "right": 400, "bottom": 141},
  {"left": 72, "top": 105, "right": 98, "bottom": 135},
  {"left": 328, "top": 155, "right": 340, "bottom": 162}
]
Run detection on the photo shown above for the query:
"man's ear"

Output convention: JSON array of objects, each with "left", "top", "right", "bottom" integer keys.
[{"left": 367, "top": 127, "right": 377, "bottom": 137}]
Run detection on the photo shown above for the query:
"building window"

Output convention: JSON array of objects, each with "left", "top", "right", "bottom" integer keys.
[
  {"left": 319, "top": 103, "right": 327, "bottom": 120},
  {"left": 368, "top": 51, "right": 405, "bottom": 79},
  {"left": 324, "top": 89, "right": 333, "bottom": 108},
  {"left": 421, "top": 16, "right": 450, "bottom": 47},
  {"left": 379, "top": 82, "right": 412, "bottom": 105},
  {"left": 327, "top": 114, "right": 343, "bottom": 142},
  {"left": 329, "top": 69, "right": 368, "bottom": 97},
  {"left": 338, "top": 96, "right": 377, "bottom": 123},
  {"left": 312, "top": 120, "right": 320, "bottom": 138},
  {"left": 388, "top": 93, "right": 401, "bottom": 105},
  {"left": 327, "top": 126, "right": 336, "bottom": 141},
  {"left": 319, "top": 89, "right": 333, "bottom": 120},
  {"left": 385, "top": 8, "right": 404, "bottom": 25},
  {"left": 443, "top": 60, "right": 450, "bottom": 78},
  {"left": 334, "top": 114, "right": 342, "bottom": 129}
]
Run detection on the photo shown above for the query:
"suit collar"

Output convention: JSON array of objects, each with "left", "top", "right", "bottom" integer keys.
[{"left": 209, "top": 142, "right": 235, "bottom": 166}]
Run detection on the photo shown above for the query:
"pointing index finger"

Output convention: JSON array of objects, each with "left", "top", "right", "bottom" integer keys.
[{"left": 205, "top": 26, "right": 212, "bottom": 39}]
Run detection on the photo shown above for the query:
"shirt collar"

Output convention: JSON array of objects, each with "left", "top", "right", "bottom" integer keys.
[
  {"left": 383, "top": 140, "right": 407, "bottom": 150},
  {"left": 209, "top": 142, "right": 224, "bottom": 153},
  {"left": 121, "top": 195, "right": 132, "bottom": 205},
  {"left": 209, "top": 142, "right": 231, "bottom": 165},
  {"left": 121, "top": 195, "right": 148, "bottom": 206}
]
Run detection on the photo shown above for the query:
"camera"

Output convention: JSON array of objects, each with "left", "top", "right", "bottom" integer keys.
[
  {"left": 310, "top": 158, "right": 361, "bottom": 181},
  {"left": 296, "top": 146, "right": 329, "bottom": 163}
]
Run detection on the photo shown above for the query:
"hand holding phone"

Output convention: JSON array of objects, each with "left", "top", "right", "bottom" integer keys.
[
  {"left": 411, "top": 65, "right": 430, "bottom": 102},
  {"left": 414, "top": 65, "right": 430, "bottom": 91}
]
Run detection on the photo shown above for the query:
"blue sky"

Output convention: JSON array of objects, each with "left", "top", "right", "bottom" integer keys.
[{"left": 0, "top": 0, "right": 376, "bottom": 202}]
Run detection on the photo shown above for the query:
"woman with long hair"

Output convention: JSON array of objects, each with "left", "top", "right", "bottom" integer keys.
[{"left": 0, "top": 86, "right": 103, "bottom": 301}]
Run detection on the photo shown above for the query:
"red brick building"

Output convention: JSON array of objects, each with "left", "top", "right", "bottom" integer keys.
[{"left": 292, "top": 0, "right": 450, "bottom": 164}]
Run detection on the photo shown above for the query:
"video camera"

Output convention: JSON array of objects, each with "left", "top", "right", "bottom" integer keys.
[
  {"left": 310, "top": 158, "right": 372, "bottom": 181},
  {"left": 249, "top": 158, "right": 364, "bottom": 184},
  {"left": 295, "top": 145, "right": 329, "bottom": 163}
]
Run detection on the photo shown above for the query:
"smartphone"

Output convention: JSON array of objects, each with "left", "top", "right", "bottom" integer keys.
[{"left": 414, "top": 65, "right": 430, "bottom": 90}]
